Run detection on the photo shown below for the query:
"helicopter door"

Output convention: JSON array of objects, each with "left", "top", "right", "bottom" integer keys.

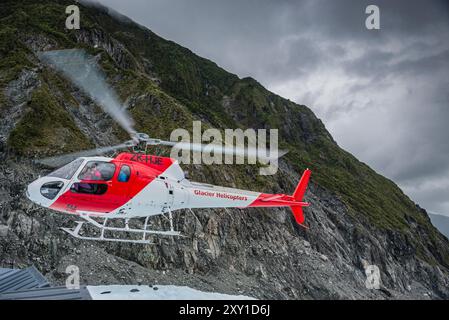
[
  {"left": 111, "top": 164, "right": 132, "bottom": 199},
  {"left": 67, "top": 182, "right": 108, "bottom": 212},
  {"left": 68, "top": 161, "right": 123, "bottom": 213},
  {"left": 91, "top": 164, "right": 133, "bottom": 212}
]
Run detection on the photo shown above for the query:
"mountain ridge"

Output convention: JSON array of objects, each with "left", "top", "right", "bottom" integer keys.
[{"left": 0, "top": 0, "right": 448, "bottom": 299}]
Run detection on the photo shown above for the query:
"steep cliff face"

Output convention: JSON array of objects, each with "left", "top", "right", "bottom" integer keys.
[{"left": 0, "top": 0, "right": 448, "bottom": 299}]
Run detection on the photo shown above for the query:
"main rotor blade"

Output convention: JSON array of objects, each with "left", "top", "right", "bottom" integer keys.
[
  {"left": 35, "top": 143, "right": 131, "bottom": 168},
  {"left": 39, "top": 49, "right": 136, "bottom": 137},
  {"left": 158, "top": 141, "right": 287, "bottom": 161}
]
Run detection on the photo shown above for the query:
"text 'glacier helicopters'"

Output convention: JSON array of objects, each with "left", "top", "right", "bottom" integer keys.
[{"left": 26, "top": 49, "right": 311, "bottom": 244}]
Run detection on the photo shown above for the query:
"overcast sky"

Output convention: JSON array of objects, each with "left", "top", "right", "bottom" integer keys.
[{"left": 94, "top": 0, "right": 449, "bottom": 216}]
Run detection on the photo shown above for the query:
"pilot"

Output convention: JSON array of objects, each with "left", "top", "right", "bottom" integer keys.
[{"left": 82, "top": 163, "right": 103, "bottom": 180}]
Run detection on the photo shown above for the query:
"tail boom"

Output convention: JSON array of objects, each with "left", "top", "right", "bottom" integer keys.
[{"left": 248, "top": 169, "right": 311, "bottom": 226}]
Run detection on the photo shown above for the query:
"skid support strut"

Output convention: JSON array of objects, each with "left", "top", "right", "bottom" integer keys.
[{"left": 61, "top": 212, "right": 181, "bottom": 244}]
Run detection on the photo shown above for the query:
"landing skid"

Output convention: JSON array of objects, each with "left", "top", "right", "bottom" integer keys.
[{"left": 61, "top": 209, "right": 182, "bottom": 244}]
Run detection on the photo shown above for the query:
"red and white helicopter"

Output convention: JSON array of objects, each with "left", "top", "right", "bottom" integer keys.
[{"left": 26, "top": 50, "right": 311, "bottom": 244}]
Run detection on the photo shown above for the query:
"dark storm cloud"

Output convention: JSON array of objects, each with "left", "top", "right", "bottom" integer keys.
[{"left": 94, "top": 0, "right": 449, "bottom": 214}]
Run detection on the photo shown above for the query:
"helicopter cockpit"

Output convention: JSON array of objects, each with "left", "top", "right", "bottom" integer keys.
[
  {"left": 70, "top": 161, "right": 116, "bottom": 195},
  {"left": 39, "top": 158, "right": 85, "bottom": 201},
  {"left": 26, "top": 157, "right": 114, "bottom": 207}
]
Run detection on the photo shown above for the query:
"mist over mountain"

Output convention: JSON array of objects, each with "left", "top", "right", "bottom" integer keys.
[{"left": 0, "top": 0, "right": 448, "bottom": 299}]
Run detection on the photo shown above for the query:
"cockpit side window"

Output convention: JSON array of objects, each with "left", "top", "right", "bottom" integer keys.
[
  {"left": 47, "top": 158, "right": 84, "bottom": 180},
  {"left": 117, "top": 165, "right": 131, "bottom": 182},
  {"left": 78, "top": 161, "right": 116, "bottom": 181},
  {"left": 71, "top": 183, "right": 108, "bottom": 195}
]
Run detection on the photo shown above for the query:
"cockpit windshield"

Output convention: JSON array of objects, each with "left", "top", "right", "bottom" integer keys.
[
  {"left": 78, "top": 161, "right": 116, "bottom": 181},
  {"left": 47, "top": 158, "right": 84, "bottom": 180}
]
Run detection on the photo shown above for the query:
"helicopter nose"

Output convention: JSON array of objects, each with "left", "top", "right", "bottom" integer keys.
[
  {"left": 26, "top": 178, "right": 66, "bottom": 207},
  {"left": 26, "top": 179, "right": 46, "bottom": 207}
]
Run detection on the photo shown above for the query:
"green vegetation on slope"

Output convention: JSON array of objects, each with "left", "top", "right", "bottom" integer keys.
[{"left": 8, "top": 86, "right": 93, "bottom": 155}]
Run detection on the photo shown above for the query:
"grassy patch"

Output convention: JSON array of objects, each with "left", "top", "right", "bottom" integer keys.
[{"left": 7, "top": 86, "right": 93, "bottom": 155}]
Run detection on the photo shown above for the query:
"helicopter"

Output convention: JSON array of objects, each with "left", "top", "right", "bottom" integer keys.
[{"left": 26, "top": 49, "right": 311, "bottom": 244}]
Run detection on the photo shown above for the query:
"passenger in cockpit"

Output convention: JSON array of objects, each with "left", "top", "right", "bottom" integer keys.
[{"left": 80, "top": 163, "right": 102, "bottom": 180}]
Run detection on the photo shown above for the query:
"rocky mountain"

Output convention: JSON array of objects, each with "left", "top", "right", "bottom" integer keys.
[
  {"left": 429, "top": 213, "right": 449, "bottom": 241},
  {"left": 0, "top": 0, "right": 448, "bottom": 299}
]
